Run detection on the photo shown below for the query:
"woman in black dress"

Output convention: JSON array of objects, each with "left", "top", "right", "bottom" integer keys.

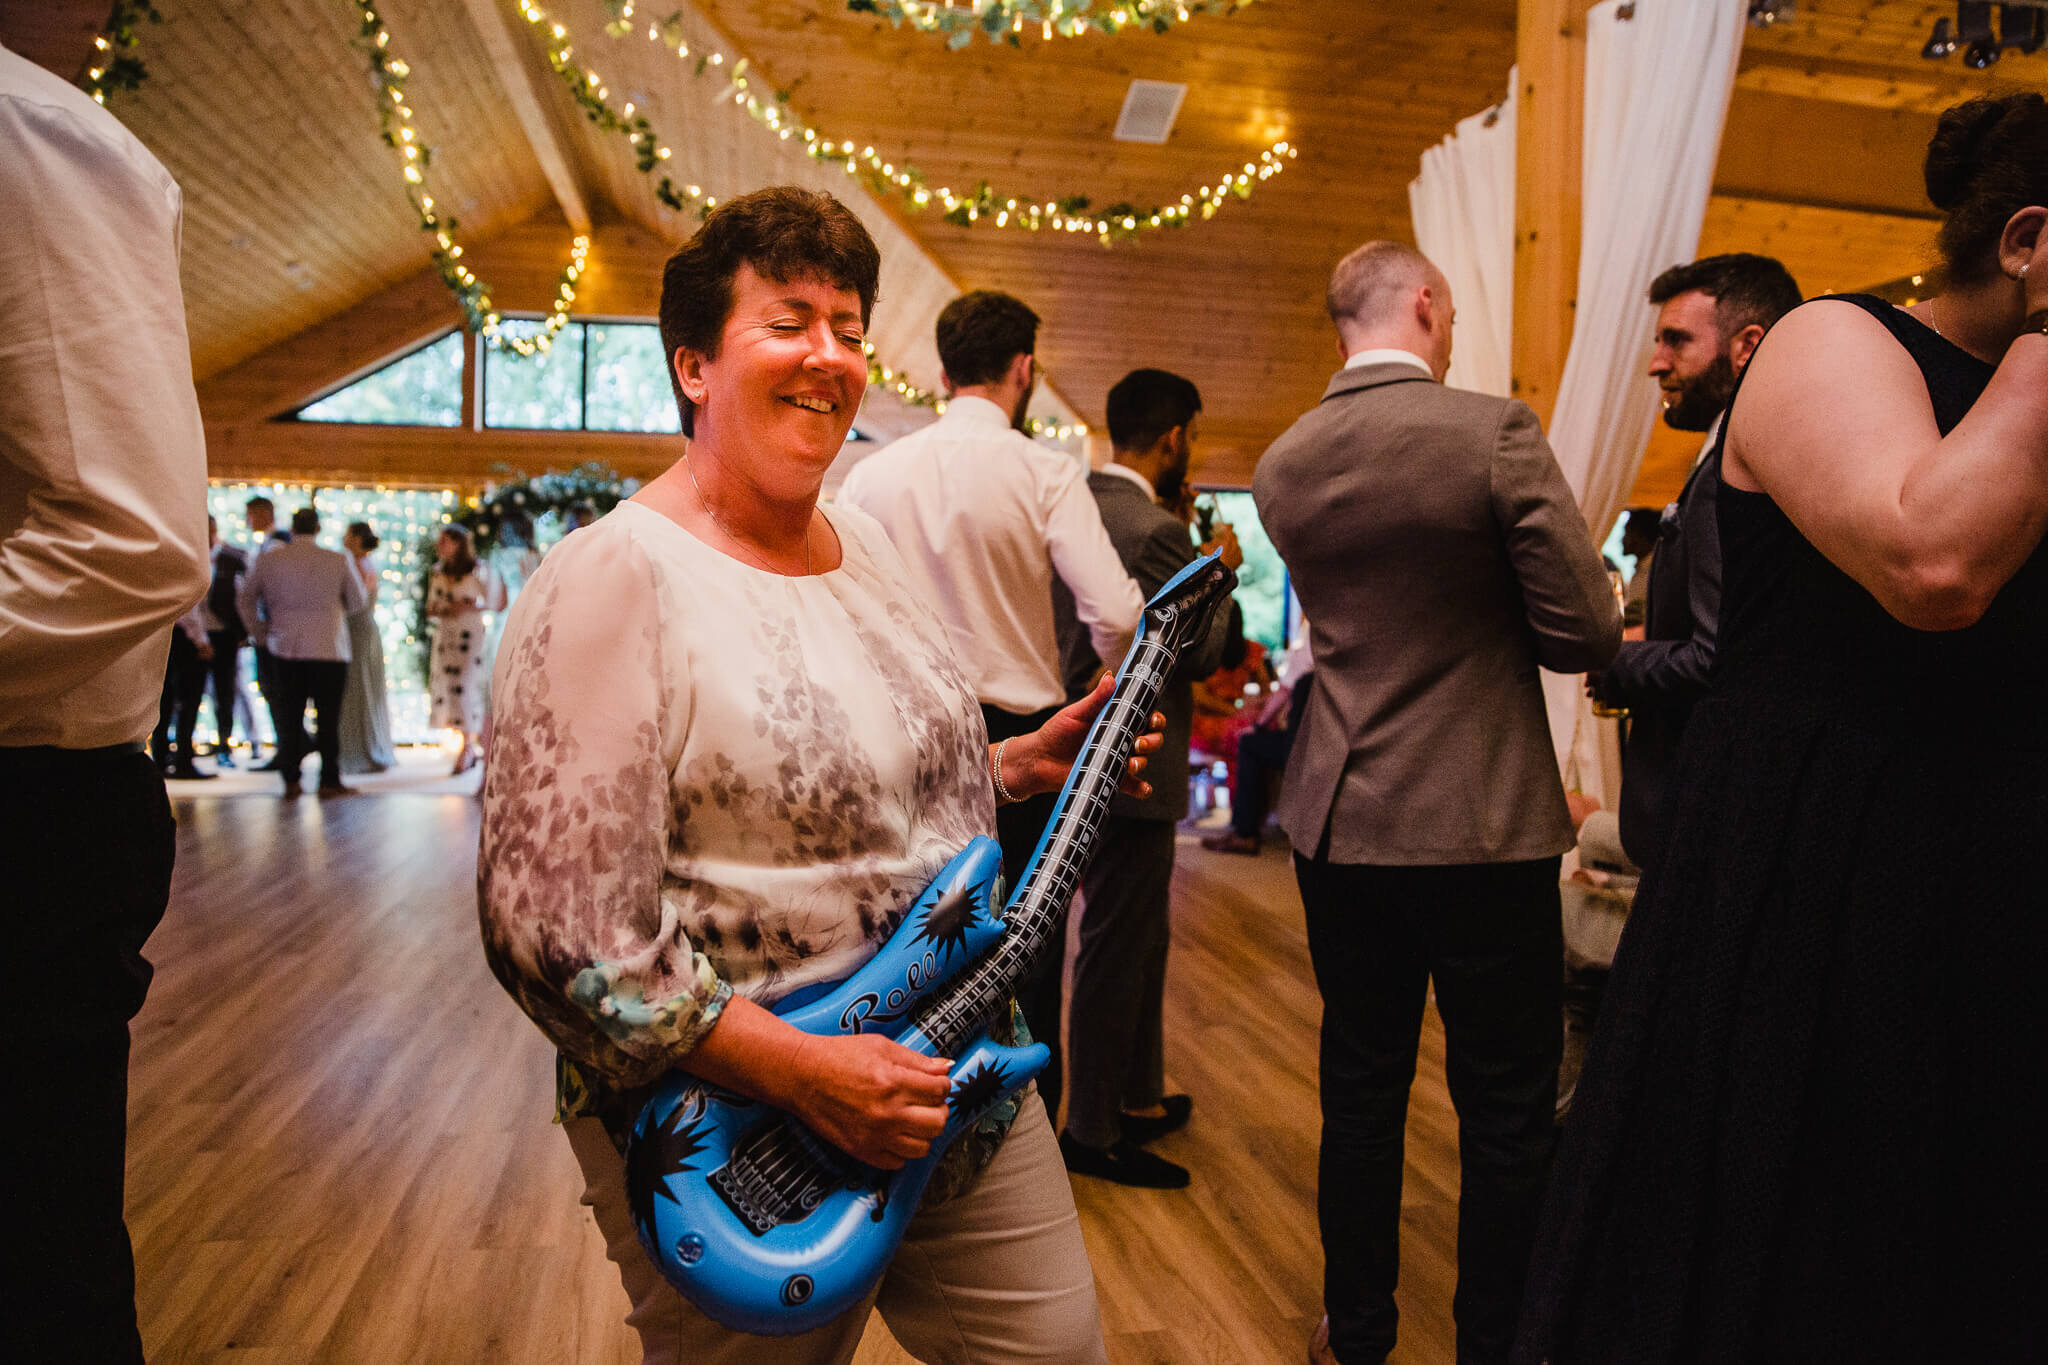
[{"left": 1517, "top": 94, "right": 2048, "bottom": 1363}]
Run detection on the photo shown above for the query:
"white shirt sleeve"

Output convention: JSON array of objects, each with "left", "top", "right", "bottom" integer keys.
[
  {"left": 0, "top": 60, "right": 209, "bottom": 712},
  {"left": 1042, "top": 460, "right": 1143, "bottom": 666}
]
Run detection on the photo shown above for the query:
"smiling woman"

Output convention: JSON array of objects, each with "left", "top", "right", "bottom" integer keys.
[{"left": 476, "top": 186, "right": 1157, "bottom": 1365}]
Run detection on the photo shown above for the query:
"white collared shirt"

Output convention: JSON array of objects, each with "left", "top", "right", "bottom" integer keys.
[
  {"left": 0, "top": 44, "right": 209, "bottom": 747},
  {"left": 838, "top": 395, "right": 1143, "bottom": 714},
  {"left": 1343, "top": 347, "right": 1437, "bottom": 379}
]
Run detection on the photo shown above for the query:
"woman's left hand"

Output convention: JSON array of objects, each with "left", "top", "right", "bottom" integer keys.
[{"left": 998, "top": 671, "right": 1165, "bottom": 802}]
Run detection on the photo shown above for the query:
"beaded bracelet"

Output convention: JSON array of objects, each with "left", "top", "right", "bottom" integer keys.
[{"left": 990, "top": 737, "right": 1018, "bottom": 805}]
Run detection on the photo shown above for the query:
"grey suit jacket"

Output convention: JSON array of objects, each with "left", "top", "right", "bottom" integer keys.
[
  {"left": 1056, "top": 470, "right": 1231, "bottom": 822},
  {"left": 1253, "top": 363, "right": 1620, "bottom": 865}
]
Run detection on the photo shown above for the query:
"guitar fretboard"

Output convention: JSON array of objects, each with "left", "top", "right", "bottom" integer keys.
[{"left": 909, "top": 626, "right": 1183, "bottom": 1056}]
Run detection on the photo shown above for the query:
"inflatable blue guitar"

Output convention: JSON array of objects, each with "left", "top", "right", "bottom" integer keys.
[{"left": 626, "top": 551, "right": 1236, "bottom": 1335}]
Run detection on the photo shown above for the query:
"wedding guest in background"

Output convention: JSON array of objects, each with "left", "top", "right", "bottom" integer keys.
[
  {"left": 564, "top": 499, "right": 598, "bottom": 533},
  {"left": 238, "top": 507, "right": 365, "bottom": 796},
  {"left": 150, "top": 581, "right": 214, "bottom": 781},
  {"left": 1189, "top": 606, "right": 1272, "bottom": 779},
  {"left": 0, "top": 40, "right": 210, "bottom": 1360},
  {"left": 1518, "top": 92, "right": 2048, "bottom": 1363},
  {"left": 243, "top": 494, "right": 299, "bottom": 767},
  {"left": 200, "top": 514, "right": 250, "bottom": 767},
  {"left": 1258, "top": 239, "right": 1619, "bottom": 1365},
  {"left": 1054, "top": 367, "right": 1237, "bottom": 1190},
  {"left": 1616, "top": 509, "right": 1659, "bottom": 630},
  {"left": 338, "top": 521, "right": 395, "bottom": 775},
  {"left": 839, "top": 288, "right": 1143, "bottom": 1123},
  {"left": 427, "top": 523, "right": 499, "bottom": 776}
]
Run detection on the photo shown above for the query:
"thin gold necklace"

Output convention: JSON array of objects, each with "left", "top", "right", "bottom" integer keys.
[{"left": 684, "top": 448, "right": 811, "bottom": 576}]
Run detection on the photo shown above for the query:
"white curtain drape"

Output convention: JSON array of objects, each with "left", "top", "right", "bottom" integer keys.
[
  {"left": 1540, "top": 0, "right": 1747, "bottom": 805},
  {"left": 1408, "top": 71, "right": 1518, "bottom": 399}
]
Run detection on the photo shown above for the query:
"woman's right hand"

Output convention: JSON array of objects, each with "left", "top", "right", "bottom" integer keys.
[{"left": 785, "top": 1032, "right": 953, "bottom": 1169}]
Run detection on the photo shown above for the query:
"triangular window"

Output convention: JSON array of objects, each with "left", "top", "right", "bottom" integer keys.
[{"left": 296, "top": 332, "right": 465, "bottom": 427}]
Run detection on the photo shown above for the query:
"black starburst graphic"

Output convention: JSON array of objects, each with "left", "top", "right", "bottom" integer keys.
[
  {"left": 912, "top": 883, "right": 983, "bottom": 961},
  {"left": 627, "top": 1102, "right": 711, "bottom": 1238},
  {"left": 948, "top": 1058, "right": 1015, "bottom": 1121}
]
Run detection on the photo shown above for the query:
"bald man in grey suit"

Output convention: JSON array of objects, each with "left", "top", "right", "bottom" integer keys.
[{"left": 1255, "top": 242, "right": 1619, "bottom": 1365}]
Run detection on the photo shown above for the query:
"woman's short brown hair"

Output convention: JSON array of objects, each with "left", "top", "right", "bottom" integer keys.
[{"left": 658, "top": 187, "right": 882, "bottom": 437}]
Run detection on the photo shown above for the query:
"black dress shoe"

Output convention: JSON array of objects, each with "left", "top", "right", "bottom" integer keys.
[
  {"left": 1119, "top": 1094, "right": 1192, "bottom": 1146},
  {"left": 1058, "top": 1131, "right": 1190, "bottom": 1189}
]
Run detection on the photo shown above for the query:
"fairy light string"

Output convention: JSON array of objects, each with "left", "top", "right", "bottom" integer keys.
[
  {"left": 348, "top": 1, "right": 587, "bottom": 355},
  {"left": 846, "top": 0, "right": 1260, "bottom": 47},
  {"left": 584, "top": 1, "right": 1295, "bottom": 245},
  {"left": 79, "top": 1, "right": 163, "bottom": 105}
]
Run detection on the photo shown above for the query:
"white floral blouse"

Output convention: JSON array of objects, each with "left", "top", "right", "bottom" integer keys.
[{"left": 477, "top": 499, "right": 999, "bottom": 1134}]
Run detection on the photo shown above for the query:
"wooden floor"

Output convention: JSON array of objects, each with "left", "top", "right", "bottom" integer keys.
[{"left": 133, "top": 778, "right": 1465, "bottom": 1363}]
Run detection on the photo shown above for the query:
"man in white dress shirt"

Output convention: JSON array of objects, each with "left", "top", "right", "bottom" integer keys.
[
  {"left": 838, "top": 290, "right": 1143, "bottom": 1121},
  {"left": 238, "top": 507, "right": 366, "bottom": 796},
  {"left": 0, "top": 42, "right": 211, "bottom": 1362}
]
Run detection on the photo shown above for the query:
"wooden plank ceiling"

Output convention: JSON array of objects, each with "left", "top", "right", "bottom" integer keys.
[{"left": 7, "top": 0, "right": 2041, "bottom": 491}]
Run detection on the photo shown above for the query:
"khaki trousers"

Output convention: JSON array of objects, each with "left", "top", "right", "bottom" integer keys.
[{"left": 567, "top": 1093, "right": 1108, "bottom": 1364}]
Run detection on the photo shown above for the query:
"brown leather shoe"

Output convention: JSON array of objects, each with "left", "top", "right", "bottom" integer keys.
[
  {"left": 1308, "top": 1315, "right": 1337, "bottom": 1365},
  {"left": 1200, "top": 830, "right": 1262, "bottom": 855}
]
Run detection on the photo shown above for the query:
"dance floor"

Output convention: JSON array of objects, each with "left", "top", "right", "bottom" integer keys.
[{"left": 133, "top": 776, "right": 1465, "bottom": 1362}]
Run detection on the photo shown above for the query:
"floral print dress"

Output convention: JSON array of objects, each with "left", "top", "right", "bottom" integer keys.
[{"left": 427, "top": 565, "right": 491, "bottom": 733}]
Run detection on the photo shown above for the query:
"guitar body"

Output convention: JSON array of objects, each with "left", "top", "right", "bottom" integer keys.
[
  {"left": 627, "top": 552, "right": 1237, "bottom": 1337},
  {"left": 628, "top": 838, "right": 1049, "bottom": 1336}
]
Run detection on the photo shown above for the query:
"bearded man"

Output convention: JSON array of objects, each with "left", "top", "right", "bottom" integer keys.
[{"left": 1589, "top": 254, "right": 1802, "bottom": 879}]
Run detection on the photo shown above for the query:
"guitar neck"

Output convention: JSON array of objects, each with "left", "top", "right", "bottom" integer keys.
[{"left": 910, "top": 633, "right": 1178, "bottom": 1056}]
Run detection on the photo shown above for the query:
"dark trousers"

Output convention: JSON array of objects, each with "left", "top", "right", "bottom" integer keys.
[
  {"left": 1229, "top": 725, "right": 1294, "bottom": 838},
  {"left": 252, "top": 644, "right": 308, "bottom": 754},
  {"left": 150, "top": 632, "right": 207, "bottom": 769},
  {"left": 983, "top": 702, "right": 1064, "bottom": 1122},
  {"left": 1295, "top": 854, "right": 1562, "bottom": 1365},
  {"left": 1064, "top": 815, "right": 1176, "bottom": 1148},
  {"left": 0, "top": 745, "right": 174, "bottom": 1364},
  {"left": 273, "top": 657, "right": 348, "bottom": 786},
  {"left": 206, "top": 631, "right": 243, "bottom": 748}
]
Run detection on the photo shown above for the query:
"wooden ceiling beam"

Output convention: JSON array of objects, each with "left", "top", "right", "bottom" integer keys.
[
  {"left": 1714, "top": 89, "right": 1941, "bottom": 220},
  {"left": 1733, "top": 44, "right": 2029, "bottom": 116},
  {"left": 458, "top": 0, "right": 593, "bottom": 235}
]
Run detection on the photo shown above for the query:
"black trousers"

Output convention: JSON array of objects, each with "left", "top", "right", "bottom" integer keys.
[
  {"left": 150, "top": 632, "right": 207, "bottom": 769},
  {"left": 1295, "top": 854, "right": 1562, "bottom": 1365},
  {"left": 982, "top": 702, "right": 1064, "bottom": 1122},
  {"left": 252, "top": 644, "right": 309, "bottom": 754},
  {"left": 0, "top": 745, "right": 174, "bottom": 1364},
  {"left": 1065, "top": 815, "right": 1176, "bottom": 1148},
  {"left": 206, "top": 631, "right": 243, "bottom": 748},
  {"left": 273, "top": 657, "right": 348, "bottom": 786}
]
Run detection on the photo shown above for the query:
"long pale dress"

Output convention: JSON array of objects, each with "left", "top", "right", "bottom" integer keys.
[{"left": 338, "top": 555, "right": 396, "bottom": 773}]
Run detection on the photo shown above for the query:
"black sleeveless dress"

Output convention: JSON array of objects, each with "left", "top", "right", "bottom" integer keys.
[{"left": 1514, "top": 296, "right": 2048, "bottom": 1362}]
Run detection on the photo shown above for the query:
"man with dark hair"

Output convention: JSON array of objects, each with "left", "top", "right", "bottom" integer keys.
[
  {"left": 1589, "top": 252, "right": 1801, "bottom": 877},
  {"left": 1259, "top": 239, "right": 1619, "bottom": 1365},
  {"left": 238, "top": 506, "right": 365, "bottom": 796},
  {"left": 201, "top": 513, "right": 250, "bottom": 766},
  {"left": 840, "top": 290, "right": 1142, "bottom": 1123},
  {"left": 1053, "top": 368, "right": 1238, "bottom": 1188}
]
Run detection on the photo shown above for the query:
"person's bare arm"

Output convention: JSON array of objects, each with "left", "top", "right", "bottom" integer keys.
[
  {"left": 1726, "top": 290, "right": 2048, "bottom": 631},
  {"left": 683, "top": 998, "right": 953, "bottom": 1170}
]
